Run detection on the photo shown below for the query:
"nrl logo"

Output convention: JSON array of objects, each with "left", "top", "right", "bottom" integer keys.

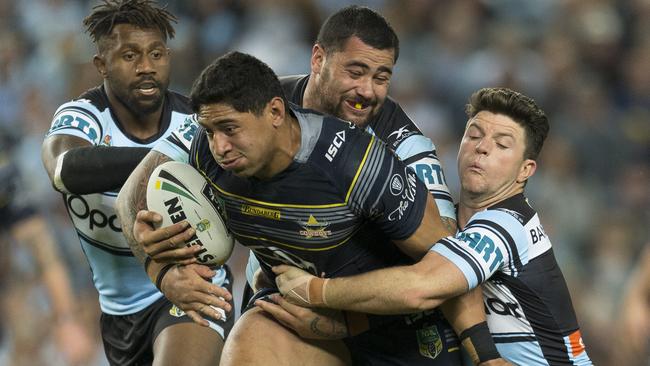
[{"left": 299, "top": 215, "right": 332, "bottom": 239}]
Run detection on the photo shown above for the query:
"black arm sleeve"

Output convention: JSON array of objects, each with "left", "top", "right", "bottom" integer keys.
[{"left": 58, "top": 146, "right": 150, "bottom": 194}]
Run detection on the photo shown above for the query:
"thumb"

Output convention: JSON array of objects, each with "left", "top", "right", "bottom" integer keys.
[{"left": 272, "top": 265, "right": 291, "bottom": 274}]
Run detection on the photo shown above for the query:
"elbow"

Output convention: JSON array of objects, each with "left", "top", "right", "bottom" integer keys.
[{"left": 403, "top": 289, "right": 444, "bottom": 312}]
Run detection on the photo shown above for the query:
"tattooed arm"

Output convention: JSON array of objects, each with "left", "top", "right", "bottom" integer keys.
[{"left": 115, "top": 150, "right": 232, "bottom": 325}]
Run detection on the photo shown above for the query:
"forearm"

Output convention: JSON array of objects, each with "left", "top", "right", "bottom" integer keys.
[
  {"left": 116, "top": 150, "right": 172, "bottom": 263},
  {"left": 324, "top": 254, "right": 465, "bottom": 314}
]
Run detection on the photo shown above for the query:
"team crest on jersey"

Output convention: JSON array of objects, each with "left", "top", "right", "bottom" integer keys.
[
  {"left": 169, "top": 304, "right": 186, "bottom": 317},
  {"left": 299, "top": 215, "right": 332, "bottom": 238},
  {"left": 416, "top": 324, "right": 443, "bottom": 359}
]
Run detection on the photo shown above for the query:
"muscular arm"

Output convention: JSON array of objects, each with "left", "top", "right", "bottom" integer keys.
[
  {"left": 42, "top": 134, "right": 150, "bottom": 194},
  {"left": 115, "top": 150, "right": 172, "bottom": 263}
]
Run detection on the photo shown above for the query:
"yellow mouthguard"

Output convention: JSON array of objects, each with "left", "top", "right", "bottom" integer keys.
[{"left": 354, "top": 103, "right": 362, "bottom": 109}]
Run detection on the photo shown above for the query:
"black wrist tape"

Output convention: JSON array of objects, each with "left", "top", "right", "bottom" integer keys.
[
  {"left": 155, "top": 264, "right": 176, "bottom": 292},
  {"left": 57, "top": 146, "right": 150, "bottom": 194},
  {"left": 460, "top": 321, "right": 500, "bottom": 363}
]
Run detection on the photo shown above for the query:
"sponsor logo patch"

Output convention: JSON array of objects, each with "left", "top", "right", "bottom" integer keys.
[
  {"left": 417, "top": 324, "right": 443, "bottom": 359},
  {"left": 169, "top": 304, "right": 185, "bottom": 317},
  {"left": 241, "top": 204, "right": 281, "bottom": 220}
]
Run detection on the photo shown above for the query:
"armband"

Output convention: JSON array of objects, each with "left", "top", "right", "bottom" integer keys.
[
  {"left": 54, "top": 146, "right": 150, "bottom": 194},
  {"left": 155, "top": 264, "right": 176, "bottom": 292},
  {"left": 459, "top": 321, "right": 500, "bottom": 364}
]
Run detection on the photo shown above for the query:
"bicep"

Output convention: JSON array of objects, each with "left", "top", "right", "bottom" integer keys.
[{"left": 41, "top": 134, "right": 91, "bottom": 179}]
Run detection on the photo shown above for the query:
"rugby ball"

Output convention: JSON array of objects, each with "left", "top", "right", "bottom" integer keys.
[{"left": 146, "top": 161, "right": 234, "bottom": 265}]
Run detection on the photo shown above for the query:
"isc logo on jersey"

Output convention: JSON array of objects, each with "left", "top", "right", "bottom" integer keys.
[
  {"left": 325, "top": 130, "right": 346, "bottom": 162},
  {"left": 147, "top": 161, "right": 234, "bottom": 265}
]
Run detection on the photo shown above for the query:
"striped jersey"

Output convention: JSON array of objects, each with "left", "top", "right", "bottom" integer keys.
[
  {"left": 431, "top": 194, "right": 592, "bottom": 365},
  {"left": 156, "top": 105, "right": 428, "bottom": 279},
  {"left": 47, "top": 86, "right": 227, "bottom": 315}
]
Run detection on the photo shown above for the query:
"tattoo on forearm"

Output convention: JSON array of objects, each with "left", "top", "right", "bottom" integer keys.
[
  {"left": 441, "top": 217, "right": 458, "bottom": 234},
  {"left": 118, "top": 152, "right": 171, "bottom": 264}
]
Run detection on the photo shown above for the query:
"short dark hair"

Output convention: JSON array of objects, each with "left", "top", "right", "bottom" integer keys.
[
  {"left": 316, "top": 5, "right": 399, "bottom": 63},
  {"left": 189, "top": 52, "right": 287, "bottom": 115},
  {"left": 465, "top": 87, "right": 549, "bottom": 160},
  {"left": 83, "top": 0, "right": 176, "bottom": 51}
]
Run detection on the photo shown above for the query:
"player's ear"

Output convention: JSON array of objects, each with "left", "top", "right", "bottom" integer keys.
[
  {"left": 93, "top": 55, "right": 107, "bottom": 78},
  {"left": 516, "top": 159, "right": 537, "bottom": 184},
  {"left": 268, "top": 97, "right": 286, "bottom": 127},
  {"left": 311, "top": 44, "right": 325, "bottom": 75}
]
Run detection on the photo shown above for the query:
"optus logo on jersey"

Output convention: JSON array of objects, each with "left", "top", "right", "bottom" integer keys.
[
  {"left": 66, "top": 194, "right": 121, "bottom": 232},
  {"left": 484, "top": 296, "right": 523, "bottom": 318}
]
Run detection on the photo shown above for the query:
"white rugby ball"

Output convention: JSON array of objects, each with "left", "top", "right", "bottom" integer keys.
[{"left": 146, "top": 161, "right": 234, "bottom": 265}]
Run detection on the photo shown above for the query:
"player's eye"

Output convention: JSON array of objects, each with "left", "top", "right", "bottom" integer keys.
[
  {"left": 150, "top": 50, "right": 162, "bottom": 59},
  {"left": 123, "top": 52, "right": 136, "bottom": 61}
]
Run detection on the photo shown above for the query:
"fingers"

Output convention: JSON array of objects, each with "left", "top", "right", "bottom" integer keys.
[
  {"left": 256, "top": 298, "right": 296, "bottom": 328},
  {"left": 272, "top": 264, "right": 292, "bottom": 274},
  {"left": 185, "top": 309, "right": 210, "bottom": 327}
]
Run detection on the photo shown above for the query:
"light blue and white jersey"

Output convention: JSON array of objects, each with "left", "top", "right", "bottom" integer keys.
[
  {"left": 47, "top": 86, "right": 192, "bottom": 315},
  {"left": 432, "top": 194, "right": 592, "bottom": 365}
]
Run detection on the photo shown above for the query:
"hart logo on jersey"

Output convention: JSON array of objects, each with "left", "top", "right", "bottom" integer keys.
[
  {"left": 50, "top": 110, "right": 101, "bottom": 144},
  {"left": 413, "top": 157, "right": 447, "bottom": 187},
  {"left": 457, "top": 231, "right": 504, "bottom": 271},
  {"left": 325, "top": 130, "right": 346, "bottom": 162}
]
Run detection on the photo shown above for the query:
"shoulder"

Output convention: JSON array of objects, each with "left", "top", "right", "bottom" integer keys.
[
  {"left": 368, "top": 96, "right": 425, "bottom": 149},
  {"left": 49, "top": 86, "right": 107, "bottom": 144},
  {"left": 166, "top": 90, "right": 192, "bottom": 114},
  {"left": 279, "top": 75, "right": 308, "bottom": 105}
]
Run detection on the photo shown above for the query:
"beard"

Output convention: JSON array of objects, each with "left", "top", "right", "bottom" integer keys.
[
  {"left": 108, "top": 76, "right": 166, "bottom": 117},
  {"left": 315, "top": 67, "right": 375, "bottom": 127}
]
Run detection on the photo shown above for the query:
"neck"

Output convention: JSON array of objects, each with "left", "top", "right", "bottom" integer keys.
[
  {"left": 257, "top": 115, "right": 302, "bottom": 180},
  {"left": 104, "top": 83, "right": 164, "bottom": 139},
  {"left": 457, "top": 186, "right": 524, "bottom": 228},
  {"left": 302, "top": 74, "right": 319, "bottom": 111}
]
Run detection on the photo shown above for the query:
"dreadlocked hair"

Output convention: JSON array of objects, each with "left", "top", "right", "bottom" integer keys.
[{"left": 83, "top": 0, "right": 176, "bottom": 45}]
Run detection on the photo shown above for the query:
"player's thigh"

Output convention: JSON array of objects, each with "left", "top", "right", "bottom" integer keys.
[
  {"left": 153, "top": 322, "right": 224, "bottom": 366},
  {"left": 221, "top": 307, "right": 351, "bottom": 366}
]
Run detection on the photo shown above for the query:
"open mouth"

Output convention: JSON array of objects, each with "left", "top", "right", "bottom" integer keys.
[
  {"left": 135, "top": 81, "right": 159, "bottom": 96},
  {"left": 345, "top": 100, "right": 371, "bottom": 113}
]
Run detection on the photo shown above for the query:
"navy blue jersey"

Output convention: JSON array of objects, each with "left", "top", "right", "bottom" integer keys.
[
  {"left": 187, "top": 106, "right": 428, "bottom": 281},
  {"left": 432, "top": 194, "right": 591, "bottom": 365},
  {"left": 280, "top": 75, "right": 455, "bottom": 220}
]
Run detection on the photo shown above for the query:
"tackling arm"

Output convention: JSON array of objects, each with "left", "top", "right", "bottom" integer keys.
[{"left": 42, "top": 134, "right": 149, "bottom": 195}]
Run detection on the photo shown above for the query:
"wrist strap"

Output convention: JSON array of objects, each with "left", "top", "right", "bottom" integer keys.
[
  {"left": 155, "top": 264, "right": 176, "bottom": 292},
  {"left": 459, "top": 321, "right": 500, "bottom": 364},
  {"left": 308, "top": 277, "right": 329, "bottom": 306}
]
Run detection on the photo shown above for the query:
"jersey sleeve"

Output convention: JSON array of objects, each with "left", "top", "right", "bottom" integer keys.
[
  {"left": 152, "top": 114, "right": 199, "bottom": 163},
  {"left": 341, "top": 130, "right": 429, "bottom": 241},
  {"left": 396, "top": 136, "right": 455, "bottom": 221},
  {"left": 430, "top": 209, "right": 530, "bottom": 289},
  {"left": 47, "top": 100, "right": 104, "bottom": 145}
]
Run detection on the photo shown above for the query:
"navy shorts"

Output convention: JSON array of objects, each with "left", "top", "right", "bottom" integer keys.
[
  {"left": 247, "top": 288, "right": 461, "bottom": 365},
  {"left": 100, "top": 265, "right": 235, "bottom": 366}
]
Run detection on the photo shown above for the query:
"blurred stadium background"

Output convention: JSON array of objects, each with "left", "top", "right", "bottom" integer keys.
[{"left": 0, "top": 0, "right": 647, "bottom": 365}]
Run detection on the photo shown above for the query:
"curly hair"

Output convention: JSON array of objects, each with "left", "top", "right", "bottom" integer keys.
[{"left": 83, "top": 0, "right": 176, "bottom": 51}]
